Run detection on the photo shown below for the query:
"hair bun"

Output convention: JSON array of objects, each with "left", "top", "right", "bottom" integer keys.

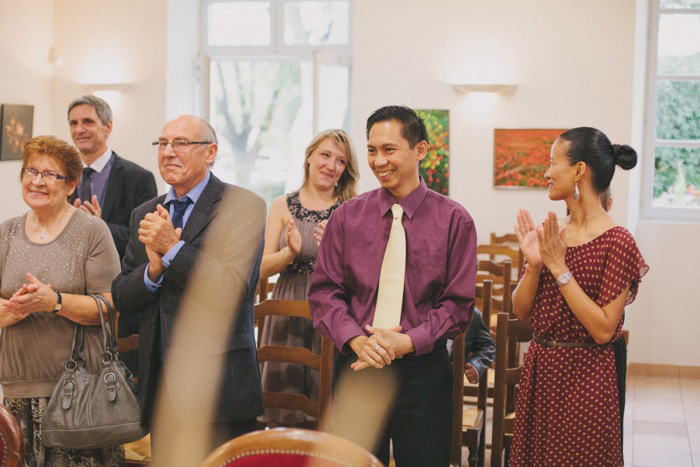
[{"left": 612, "top": 144, "right": 637, "bottom": 170}]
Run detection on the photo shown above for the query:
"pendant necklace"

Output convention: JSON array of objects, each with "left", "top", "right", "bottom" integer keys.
[{"left": 33, "top": 207, "right": 69, "bottom": 241}]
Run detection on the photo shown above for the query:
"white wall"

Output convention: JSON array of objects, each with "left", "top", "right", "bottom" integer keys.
[
  {"left": 1, "top": 0, "right": 697, "bottom": 367},
  {"left": 0, "top": 0, "right": 55, "bottom": 220},
  {"left": 351, "top": 0, "right": 700, "bottom": 366},
  {"left": 50, "top": 0, "right": 168, "bottom": 190},
  {"left": 351, "top": 0, "right": 636, "bottom": 245}
]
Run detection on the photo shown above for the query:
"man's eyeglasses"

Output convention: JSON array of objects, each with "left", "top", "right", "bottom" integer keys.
[
  {"left": 152, "top": 139, "right": 212, "bottom": 152},
  {"left": 22, "top": 167, "right": 68, "bottom": 182}
]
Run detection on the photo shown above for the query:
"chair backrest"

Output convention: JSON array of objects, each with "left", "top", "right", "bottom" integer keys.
[
  {"left": 450, "top": 280, "right": 494, "bottom": 465},
  {"left": 254, "top": 300, "right": 333, "bottom": 423},
  {"left": 255, "top": 278, "right": 276, "bottom": 303},
  {"left": 451, "top": 329, "right": 466, "bottom": 466},
  {"left": 491, "top": 313, "right": 533, "bottom": 467},
  {"left": 201, "top": 427, "right": 383, "bottom": 467},
  {"left": 476, "top": 259, "right": 512, "bottom": 317},
  {"left": 490, "top": 232, "right": 518, "bottom": 245},
  {"left": 0, "top": 403, "right": 24, "bottom": 467},
  {"left": 483, "top": 235, "right": 524, "bottom": 280}
]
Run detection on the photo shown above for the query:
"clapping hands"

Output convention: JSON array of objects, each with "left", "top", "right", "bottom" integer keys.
[
  {"left": 5, "top": 273, "right": 57, "bottom": 319},
  {"left": 514, "top": 209, "right": 567, "bottom": 274}
]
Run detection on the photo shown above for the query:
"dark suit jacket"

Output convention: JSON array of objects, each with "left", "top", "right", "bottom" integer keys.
[
  {"left": 464, "top": 308, "right": 496, "bottom": 379},
  {"left": 111, "top": 174, "right": 266, "bottom": 429},
  {"left": 72, "top": 152, "right": 158, "bottom": 259}
]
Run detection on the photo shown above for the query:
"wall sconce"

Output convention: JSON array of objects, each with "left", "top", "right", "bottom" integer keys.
[
  {"left": 451, "top": 83, "right": 517, "bottom": 95},
  {"left": 81, "top": 83, "right": 133, "bottom": 93}
]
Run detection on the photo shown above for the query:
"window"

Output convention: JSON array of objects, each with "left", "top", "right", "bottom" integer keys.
[
  {"left": 200, "top": 0, "right": 351, "bottom": 205},
  {"left": 643, "top": 0, "right": 700, "bottom": 221}
]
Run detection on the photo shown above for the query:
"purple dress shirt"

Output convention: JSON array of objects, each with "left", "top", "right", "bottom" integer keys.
[{"left": 309, "top": 179, "right": 477, "bottom": 356}]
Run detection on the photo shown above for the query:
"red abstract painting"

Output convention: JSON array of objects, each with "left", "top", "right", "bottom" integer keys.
[{"left": 494, "top": 129, "right": 566, "bottom": 188}]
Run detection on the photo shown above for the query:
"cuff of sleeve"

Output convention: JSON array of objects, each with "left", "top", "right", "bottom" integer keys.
[
  {"left": 468, "top": 359, "right": 486, "bottom": 378},
  {"left": 335, "top": 322, "right": 366, "bottom": 356},
  {"left": 162, "top": 240, "right": 185, "bottom": 268},
  {"left": 143, "top": 264, "right": 163, "bottom": 293},
  {"left": 407, "top": 326, "right": 433, "bottom": 356}
]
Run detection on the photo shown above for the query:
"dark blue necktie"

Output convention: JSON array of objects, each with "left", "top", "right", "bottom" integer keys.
[{"left": 170, "top": 198, "right": 191, "bottom": 230}]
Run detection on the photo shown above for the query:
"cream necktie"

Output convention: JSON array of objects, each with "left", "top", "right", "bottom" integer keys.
[{"left": 373, "top": 204, "right": 406, "bottom": 328}]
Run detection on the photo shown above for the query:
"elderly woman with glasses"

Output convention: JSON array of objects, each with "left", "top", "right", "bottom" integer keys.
[{"left": 0, "top": 135, "right": 123, "bottom": 465}]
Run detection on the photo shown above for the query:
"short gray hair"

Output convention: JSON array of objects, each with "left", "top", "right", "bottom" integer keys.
[
  {"left": 200, "top": 118, "right": 218, "bottom": 144},
  {"left": 67, "top": 95, "right": 113, "bottom": 125}
]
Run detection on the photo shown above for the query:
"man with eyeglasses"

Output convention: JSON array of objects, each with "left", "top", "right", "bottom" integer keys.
[
  {"left": 68, "top": 95, "right": 157, "bottom": 260},
  {"left": 111, "top": 115, "right": 266, "bottom": 459}
]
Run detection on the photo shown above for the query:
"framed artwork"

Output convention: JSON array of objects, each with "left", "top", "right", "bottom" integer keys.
[
  {"left": 1, "top": 104, "right": 34, "bottom": 161},
  {"left": 493, "top": 128, "right": 566, "bottom": 188},
  {"left": 416, "top": 109, "right": 449, "bottom": 196}
]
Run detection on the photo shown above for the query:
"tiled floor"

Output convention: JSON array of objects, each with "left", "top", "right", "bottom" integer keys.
[
  {"left": 458, "top": 368, "right": 700, "bottom": 466},
  {"left": 623, "top": 370, "right": 700, "bottom": 466}
]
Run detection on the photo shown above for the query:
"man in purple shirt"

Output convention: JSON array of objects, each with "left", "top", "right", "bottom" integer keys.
[{"left": 309, "top": 105, "right": 477, "bottom": 466}]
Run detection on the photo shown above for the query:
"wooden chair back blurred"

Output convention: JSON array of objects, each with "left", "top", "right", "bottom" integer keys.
[
  {"left": 254, "top": 300, "right": 333, "bottom": 426},
  {"left": 202, "top": 427, "right": 382, "bottom": 466},
  {"left": 489, "top": 232, "right": 524, "bottom": 275},
  {"left": 476, "top": 259, "right": 512, "bottom": 328},
  {"left": 0, "top": 403, "right": 24, "bottom": 467},
  {"left": 491, "top": 313, "right": 533, "bottom": 467},
  {"left": 256, "top": 277, "right": 275, "bottom": 303},
  {"left": 452, "top": 279, "right": 493, "bottom": 467}
]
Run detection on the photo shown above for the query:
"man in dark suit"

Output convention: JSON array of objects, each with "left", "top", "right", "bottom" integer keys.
[
  {"left": 111, "top": 115, "right": 265, "bottom": 454},
  {"left": 68, "top": 95, "right": 157, "bottom": 259}
]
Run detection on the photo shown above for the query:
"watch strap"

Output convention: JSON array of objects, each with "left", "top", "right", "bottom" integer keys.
[{"left": 53, "top": 291, "right": 63, "bottom": 313}]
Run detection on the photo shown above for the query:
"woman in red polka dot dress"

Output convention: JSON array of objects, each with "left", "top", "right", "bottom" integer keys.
[{"left": 509, "top": 127, "right": 648, "bottom": 466}]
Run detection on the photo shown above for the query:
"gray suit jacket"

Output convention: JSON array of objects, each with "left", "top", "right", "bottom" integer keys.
[{"left": 111, "top": 174, "right": 265, "bottom": 429}]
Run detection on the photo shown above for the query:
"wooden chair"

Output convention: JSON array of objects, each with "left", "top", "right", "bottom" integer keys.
[
  {"left": 0, "top": 403, "right": 24, "bottom": 467},
  {"left": 463, "top": 279, "right": 494, "bottom": 401},
  {"left": 256, "top": 277, "right": 276, "bottom": 303},
  {"left": 476, "top": 259, "right": 512, "bottom": 330},
  {"left": 489, "top": 232, "right": 524, "bottom": 277},
  {"left": 255, "top": 300, "right": 333, "bottom": 428},
  {"left": 201, "top": 427, "right": 382, "bottom": 466},
  {"left": 452, "top": 280, "right": 493, "bottom": 467},
  {"left": 491, "top": 313, "right": 533, "bottom": 467}
]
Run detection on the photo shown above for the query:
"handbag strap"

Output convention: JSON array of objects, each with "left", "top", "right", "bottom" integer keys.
[
  {"left": 67, "top": 323, "right": 84, "bottom": 366},
  {"left": 89, "top": 294, "right": 120, "bottom": 358}
]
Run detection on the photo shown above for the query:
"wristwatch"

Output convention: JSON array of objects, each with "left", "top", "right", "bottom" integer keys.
[
  {"left": 53, "top": 291, "right": 63, "bottom": 313},
  {"left": 556, "top": 271, "right": 573, "bottom": 286}
]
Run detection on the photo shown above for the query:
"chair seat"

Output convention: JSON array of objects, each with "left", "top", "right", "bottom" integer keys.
[
  {"left": 462, "top": 407, "right": 484, "bottom": 430},
  {"left": 124, "top": 434, "right": 151, "bottom": 466}
]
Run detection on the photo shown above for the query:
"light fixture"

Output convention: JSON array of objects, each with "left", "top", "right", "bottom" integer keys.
[
  {"left": 80, "top": 83, "right": 133, "bottom": 92},
  {"left": 451, "top": 83, "right": 517, "bottom": 95}
]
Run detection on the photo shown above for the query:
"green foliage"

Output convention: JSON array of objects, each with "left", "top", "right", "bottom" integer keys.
[
  {"left": 415, "top": 109, "right": 449, "bottom": 196},
  {"left": 654, "top": 80, "right": 700, "bottom": 206}
]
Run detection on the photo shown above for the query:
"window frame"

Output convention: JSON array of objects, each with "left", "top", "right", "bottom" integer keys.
[
  {"left": 199, "top": 0, "right": 352, "bottom": 132},
  {"left": 641, "top": 0, "right": 700, "bottom": 222}
]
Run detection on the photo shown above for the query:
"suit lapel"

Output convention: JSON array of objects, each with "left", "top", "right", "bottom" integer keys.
[
  {"left": 101, "top": 152, "right": 122, "bottom": 221},
  {"left": 181, "top": 174, "right": 225, "bottom": 242}
]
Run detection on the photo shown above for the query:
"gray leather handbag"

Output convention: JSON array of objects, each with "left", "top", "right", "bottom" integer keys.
[{"left": 42, "top": 294, "right": 146, "bottom": 449}]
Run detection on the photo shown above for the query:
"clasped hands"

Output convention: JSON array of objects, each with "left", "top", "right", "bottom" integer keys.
[
  {"left": 2, "top": 273, "right": 58, "bottom": 320},
  {"left": 348, "top": 325, "right": 415, "bottom": 371},
  {"left": 139, "top": 204, "right": 182, "bottom": 281},
  {"left": 515, "top": 209, "right": 568, "bottom": 275}
]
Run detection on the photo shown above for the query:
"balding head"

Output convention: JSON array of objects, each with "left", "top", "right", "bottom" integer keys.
[{"left": 157, "top": 115, "right": 218, "bottom": 197}]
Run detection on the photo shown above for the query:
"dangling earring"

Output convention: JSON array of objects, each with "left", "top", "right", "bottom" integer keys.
[{"left": 573, "top": 182, "right": 580, "bottom": 202}]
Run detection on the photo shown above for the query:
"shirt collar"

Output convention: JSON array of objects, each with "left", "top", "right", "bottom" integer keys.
[
  {"left": 378, "top": 177, "right": 428, "bottom": 220},
  {"left": 164, "top": 171, "right": 211, "bottom": 206},
  {"left": 83, "top": 147, "right": 112, "bottom": 173}
]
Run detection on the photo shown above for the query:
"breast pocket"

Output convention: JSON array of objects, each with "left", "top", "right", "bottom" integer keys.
[{"left": 405, "top": 223, "right": 447, "bottom": 300}]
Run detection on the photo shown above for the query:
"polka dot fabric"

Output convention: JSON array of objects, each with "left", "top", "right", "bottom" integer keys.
[{"left": 510, "top": 226, "right": 648, "bottom": 466}]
